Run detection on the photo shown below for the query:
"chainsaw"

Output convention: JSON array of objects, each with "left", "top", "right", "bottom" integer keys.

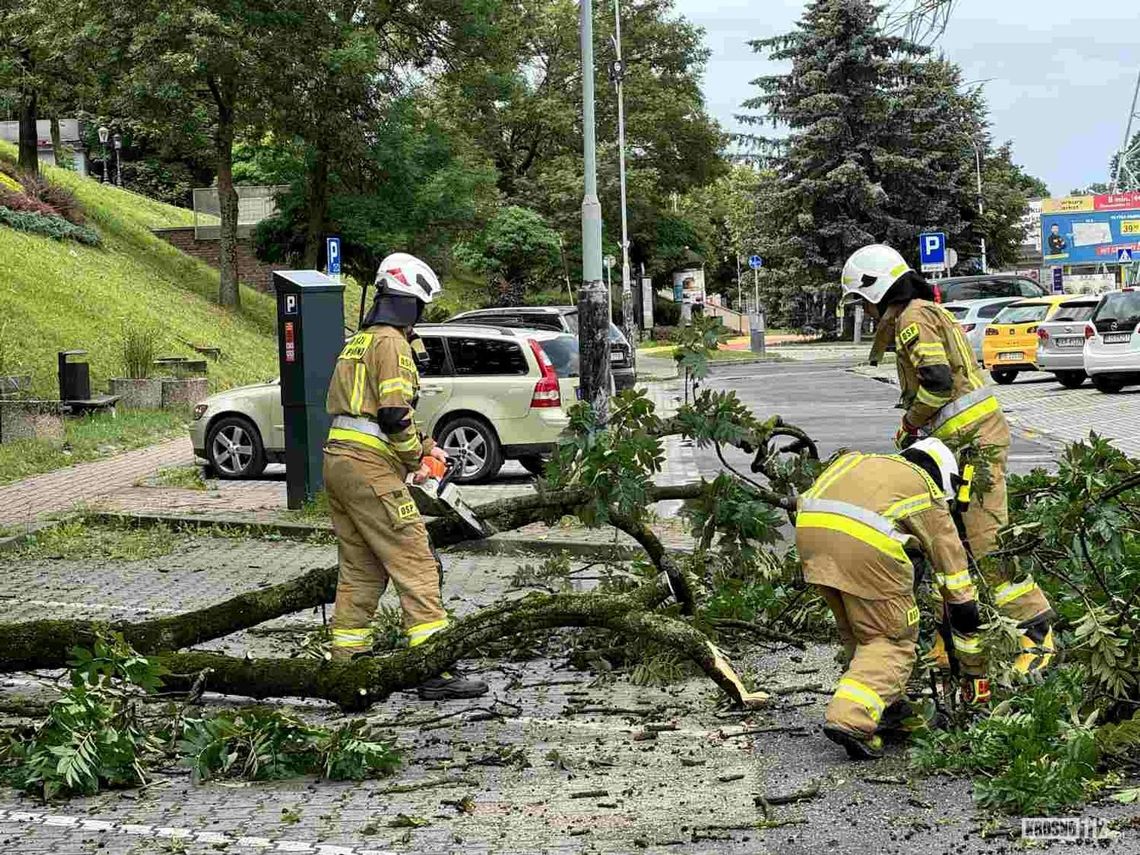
[{"left": 407, "top": 448, "right": 486, "bottom": 540}]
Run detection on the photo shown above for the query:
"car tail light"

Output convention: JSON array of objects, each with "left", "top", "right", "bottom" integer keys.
[
  {"left": 1037, "top": 328, "right": 1049, "bottom": 342},
  {"left": 961, "top": 323, "right": 976, "bottom": 333},
  {"left": 528, "top": 339, "right": 561, "bottom": 408},
  {"left": 985, "top": 327, "right": 998, "bottom": 336},
  {"left": 1026, "top": 325, "right": 1038, "bottom": 334},
  {"left": 933, "top": 283, "right": 943, "bottom": 303},
  {"left": 1085, "top": 324, "right": 1096, "bottom": 340}
]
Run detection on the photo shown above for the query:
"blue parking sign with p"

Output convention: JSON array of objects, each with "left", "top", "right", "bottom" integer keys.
[
  {"left": 918, "top": 232, "right": 946, "bottom": 272},
  {"left": 326, "top": 236, "right": 341, "bottom": 276}
]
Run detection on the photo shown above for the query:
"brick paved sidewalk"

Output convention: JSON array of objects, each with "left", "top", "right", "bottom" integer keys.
[{"left": 0, "top": 437, "right": 196, "bottom": 528}]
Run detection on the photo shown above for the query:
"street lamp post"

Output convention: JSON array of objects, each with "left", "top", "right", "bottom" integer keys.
[
  {"left": 967, "top": 136, "right": 988, "bottom": 274},
  {"left": 97, "top": 126, "right": 110, "bottom": 184},
  {"left": 113, "top": 133, "right": 123, "bottom": 187},
  {"left": 577, "top": 0, "right": 610, "bottom": 419},
  {"left": 610, "top": 0, "right": 634, "bottom": 369}
]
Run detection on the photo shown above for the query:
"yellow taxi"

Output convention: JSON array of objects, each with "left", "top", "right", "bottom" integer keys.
[{"left": 982, "top": 295, "right": 1076, "bottom": 384}]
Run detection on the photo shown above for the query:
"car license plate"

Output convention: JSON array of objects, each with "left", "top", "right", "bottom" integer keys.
[
  {"left": 610, "top": 351, "right": 623, "bottom": 363},
  {"left": 1105, "top": 333, "right": 1132, "bottom": 344},
  {"left": 999, "top": 352, "right": 1023, "bottom": 361},
  {"left": 1056, "top": 337, "right": 1083, "bottom": 348}
]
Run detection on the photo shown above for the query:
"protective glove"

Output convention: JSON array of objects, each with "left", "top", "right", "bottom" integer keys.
[
  {"left": 894, "top": 418, "right": 920, "bottom": 449},
  {"left": 947, "top": 599, "right": 981, "bottom": 635}
]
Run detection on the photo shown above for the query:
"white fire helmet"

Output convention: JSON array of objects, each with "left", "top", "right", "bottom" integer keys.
[
  {"left": 906, "top": 437, "right": 959, "bottom": 501},
  {"left": 375, "top": 253, "right": 441, "bottom": 304},
  {"left": 840, "top": 244, "right": 911, "bottom": 306}
]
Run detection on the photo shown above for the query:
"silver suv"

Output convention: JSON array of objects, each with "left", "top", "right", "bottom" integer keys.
[{"left": 190, "top": 324, "right": 581, "bottom": 483}]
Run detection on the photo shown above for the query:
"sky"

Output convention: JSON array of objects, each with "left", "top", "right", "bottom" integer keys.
[{"left": 673, "top": 0, "right": 1140, "bottom": 197}]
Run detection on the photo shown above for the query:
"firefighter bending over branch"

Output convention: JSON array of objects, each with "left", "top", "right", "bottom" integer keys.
[
  {"left": 841, "top": 245, "right": 1056, "bottom": 679},
  {"left": 323, "top": 252, "right": 488, "bottom": 701},
  {"left": 797, "top": 439, "right": 986, "bottom": 759}
]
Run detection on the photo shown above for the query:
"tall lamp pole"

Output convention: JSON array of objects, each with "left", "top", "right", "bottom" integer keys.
[
  {"left": 968, "top": 136, "right": 988, "bottom": 274},
  {"left": 97, "top": 126, "right": 110, "bottom": 184},
  {"left": 577, "top": 0, "right": 610, "bottom": 418},
  {"left": 113, "top": 133, "right": 123, "bottom": 187},
  {"left": 610, "top": 0, "right": 634, "bottom": 366}
]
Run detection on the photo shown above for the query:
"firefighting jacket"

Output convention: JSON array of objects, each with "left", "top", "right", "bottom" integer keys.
[
  {"left": 880, "top": 299, "right": 1010, "bottom": 448},
  {"left": 796, "top": 452, "right": 977, "bottom": 607},
  {"left": 325, "top": 324, "right": 433, "bottom": 473}
]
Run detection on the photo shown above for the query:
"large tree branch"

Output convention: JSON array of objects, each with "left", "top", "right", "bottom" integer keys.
[{"left": 158, "top": 589, "right": 770, "bottom": 712}]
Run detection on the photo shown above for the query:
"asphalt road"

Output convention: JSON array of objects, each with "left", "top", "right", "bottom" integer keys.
[{"left": 691, "top": 356, "right": 1058, "bottom": 478}]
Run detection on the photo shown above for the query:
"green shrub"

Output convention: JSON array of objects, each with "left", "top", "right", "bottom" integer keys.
[
  {"left": 121, "top": 326, "right": 160, "bottom": 379},
  {"left": 0, "top": 206, "right": 101, "bottom": 245},
  {"left": 19, "top": 174, "right": 84, "bottom": 224}
]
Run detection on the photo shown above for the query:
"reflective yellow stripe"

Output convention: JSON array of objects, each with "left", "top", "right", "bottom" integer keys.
[
  {"left": 326, "top": 428, "right": 401, "bottom": 463},
  {"left": 913, "top": 342, "right": 949, "bottom": 363},
  {"left": 994, "top": 577, "right": 1039, "bottom": 608},
  {"left": 932, "top": 395, "right": 1001, "bottom": 440},
  {"left": 951, "top": 633, "right": 982, "bottom": 654},
  {"left": 390, "top": 434, "right": 420, "bottom": 452},
  {"left": 350, "top": 364, "right": 366, "bottom": 415},
  {"left": 331, "top": 627, "right": 374, "bottom": 648},
  {"left": 889, "top": 262, "right": 909, "bottom": 278},
  {"left": 378, "top": 378, "right": 415, "bottom": 397},
  {"left": 884, "top": 493, "right": 932, "bottom": 520},
  {"left": 938, "top": 570, "right": 973, "bottom": 591},
  {"left": 796, "top": 511, "right": 911, "bottom": 564},
  {"left": 916, "top": 386, "right": 952, "bottom": 408},
  {"left": 805, "top": 453, "right": 863, "bottom": 498},
  {"left": 951, "top": 325, "right": 985, "bottom": 389},
  {"left": 834, "top": 677, "right": 885, "bottom": 722},
  {"left": 407, "top": 619, "right": 449, "bottom": 647}
]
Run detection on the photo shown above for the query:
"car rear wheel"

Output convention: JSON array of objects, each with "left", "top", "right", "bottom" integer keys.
[
  {"left": 990, "top": 369, "right": 1017, "bottom": 385},
  {"left": 1055, "top": 371, "right": 1086, "bottom": 389},
  {"left": 518, "top": 455, "right": 549, "bottom": 477},
  {"left": 438, "top": 416, "right": 502, "bottom": 484},
  {"left": 1091, "top": 375, "right": 1125, "bottom": 394},
  {"left": 206, "top": 415, "right": 266, "bottom": 479}
]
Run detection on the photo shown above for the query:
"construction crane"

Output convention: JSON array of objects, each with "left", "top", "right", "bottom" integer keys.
[
  {"left": 881, "top": 0, "right": 959, "bottom": 45},
  {"left": 1110, "top": 70, "right": 1140, "bottom": 193}
]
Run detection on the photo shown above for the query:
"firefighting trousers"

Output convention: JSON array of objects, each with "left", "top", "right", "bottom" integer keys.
[
  {"left": 323, "top": 451, "right": 447, "bottom": 659},
  {"left": 817, "top": 586, "right": 919, "bottom": 737},
  {"left": 959, "top": 453, "right": 1052, "bottom": 623}
]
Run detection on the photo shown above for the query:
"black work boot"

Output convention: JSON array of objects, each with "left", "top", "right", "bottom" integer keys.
[
  {"left": 417, "top": 670, "right": 489, "bottom": 701},
  {"left": 822, "top": 724, "right": 883, "bottom": 760}
]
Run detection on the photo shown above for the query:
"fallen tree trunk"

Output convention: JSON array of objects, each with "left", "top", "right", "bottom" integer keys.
[{"left": 157, "top": 587, "right": 770, "bottom": 712}]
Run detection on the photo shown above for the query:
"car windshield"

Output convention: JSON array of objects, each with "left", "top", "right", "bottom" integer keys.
[
  {"left": 1095, "top": 291, "right": 1140, "bottom": 324},
  {"left": 1050, "top": 303, "right": 1098, "bottom": 323},
  {"left": 536, "top": 335, "right": 580, "bottom": 377},
  {"left": 943, "top": 305, "right": 970, "bottom": 320},
  {"left": 994, "top": 304, "right": 1050, "bottom": 324}
]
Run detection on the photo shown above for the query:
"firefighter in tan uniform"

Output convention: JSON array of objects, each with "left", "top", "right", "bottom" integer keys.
[
  {"left": 841, "top": 245, "right": 1055, "bottom": 679},
  {"left": 323, "top": 252, "right": 487, "bottom": 700},
  {"left": 797, "top": 439, "right": 985, "bottom": 759}
]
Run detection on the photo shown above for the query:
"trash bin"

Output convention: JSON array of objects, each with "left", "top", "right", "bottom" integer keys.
[
  {"left": 58, "top": 350, "right": 91, "bottom": 402},
  {"left": 749, "top": 313, "right": 766, "bottom": 355}
]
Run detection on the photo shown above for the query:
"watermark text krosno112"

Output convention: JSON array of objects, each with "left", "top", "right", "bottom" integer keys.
[{"left": 1022, "top": 817, "right": 1112, "bottom": 841}]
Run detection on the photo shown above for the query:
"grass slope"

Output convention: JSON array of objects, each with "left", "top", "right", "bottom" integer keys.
[{"left": 0, "top": 141, "right": 279, "bottom": 396}]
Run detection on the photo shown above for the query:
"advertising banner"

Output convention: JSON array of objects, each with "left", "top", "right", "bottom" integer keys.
[
  {"left": 672, "top": 268, "right": 706, "bottom": 305},
  {"left": 1041, "top": 191, "right": 1140, "bottom": 265}
]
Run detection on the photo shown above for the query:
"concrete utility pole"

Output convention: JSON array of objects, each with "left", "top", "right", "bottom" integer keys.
[
  {"left": 577, "top": 0, "right": 611, "bottom": 419},
  {"left": 611, "top": 0, "right": 635, "bottom": 372},
  {"left": 967, "top": 136, "right": 987, "bottom": 274}
]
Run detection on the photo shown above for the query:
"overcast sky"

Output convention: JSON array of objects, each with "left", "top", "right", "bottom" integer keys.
[{"left": 674, "top": 0, "right": 1140, "bottom": 197}]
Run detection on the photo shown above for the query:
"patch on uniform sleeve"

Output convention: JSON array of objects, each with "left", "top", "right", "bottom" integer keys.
[
  {"left": 397, "top": 500, "right": 418, "bottom": 521},
  {"left": 339, "top": 333, "right": 372, "bottom": 360},
  {"left": 898, "top": 323, "right": 920, "bottom": 347},
  {"left": 398, "top": 354, "right": 416, "bottom": 372},
  {"left": 906, "top": 606, "right": 921, "bottom": 626}
]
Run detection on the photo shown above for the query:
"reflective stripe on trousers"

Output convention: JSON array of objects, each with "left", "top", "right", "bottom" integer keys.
[
  {"left": 834, "top": 677, "right": 885, "bottom": 723},
  {"left": 925, "top": 387, "right": 999, "bottom": 439},
  {"left": 797, "top": 498, "right": 913, "bottom": 564},
  {"left": 332, "top": 627, "right": 374, "bottom": 649},
  {"left": 407, "top": 618, "right": 449, "bottom": 647}
]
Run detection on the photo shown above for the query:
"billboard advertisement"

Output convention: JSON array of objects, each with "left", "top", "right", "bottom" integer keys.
[
  {"left": 672, "top": 268, "right": 706, "bottom": 305},
  {"left": 1041, "top": 190, "right": 1140, "bottom": 265}
]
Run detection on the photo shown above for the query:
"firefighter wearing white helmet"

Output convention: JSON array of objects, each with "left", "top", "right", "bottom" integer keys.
[
  {"left": 323, "top": 252, "right": 487, "bottom": 700},
  {"left": 796, "top": 439, "right": 985, "bottom": 759},
  {"left": 840, "top": 243, "right": 1055, "bottom": 680}
]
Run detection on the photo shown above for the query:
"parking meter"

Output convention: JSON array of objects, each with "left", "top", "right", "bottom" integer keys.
[{"left": 274, "top": 270, "right": 345, "bottom": 509}]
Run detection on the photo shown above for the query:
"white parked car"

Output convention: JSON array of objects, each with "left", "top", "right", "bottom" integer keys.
[
  {"left": 1034, "top": 296, "right": 1100, "bottom": 388},
  {"left": 190, "top": 324, "right": 581, "bottom": 483},
  {"left": 941, "top": 298, "right": 1023, "bottom": 362},
  {"left": 1083, "top": 289, "right": 1140, "bottom": 393}
]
